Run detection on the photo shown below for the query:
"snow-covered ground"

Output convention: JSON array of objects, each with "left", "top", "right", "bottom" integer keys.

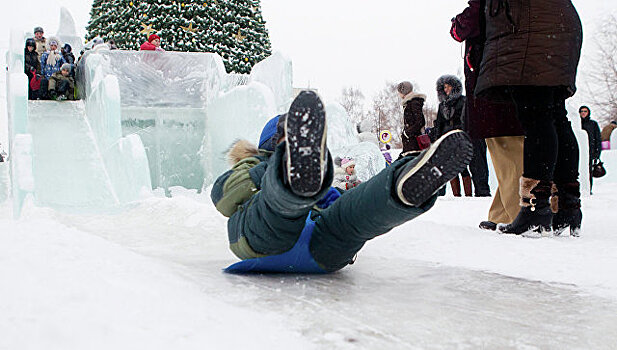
[{"left": 2, "top": 179, "right": 617, "bottom": 349}]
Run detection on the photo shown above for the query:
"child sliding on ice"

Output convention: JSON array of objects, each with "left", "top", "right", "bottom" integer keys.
[{"left": 211, "top": 91, "right": 473, "bottom": 273}]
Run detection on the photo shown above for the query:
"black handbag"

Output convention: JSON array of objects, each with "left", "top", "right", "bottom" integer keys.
[{"left": 592, "top": 160, "right": 606, "bottom": 178}]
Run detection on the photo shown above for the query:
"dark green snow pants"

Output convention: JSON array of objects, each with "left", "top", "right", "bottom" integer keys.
[{"left": 228, "top": 143, "right": 437, "bottom": 272}]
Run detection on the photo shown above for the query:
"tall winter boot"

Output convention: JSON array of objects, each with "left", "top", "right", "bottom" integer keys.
[
  {"left": 498, "top": 177, "right": 553, "bottom": 237},
  {"left": 462, "top": 176, "right": 473, "bottom": 197},
  {"left": 552, "top": 182, "right": 582, "bottom": 237},
  {"left": 450, "top": 177, "right": 461, "bottom": 197}
]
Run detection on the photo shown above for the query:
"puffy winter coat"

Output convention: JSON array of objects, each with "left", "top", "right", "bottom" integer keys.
[
  {"left": 48, "top": 71, "right": 75, "bottom": 100},
  {"left": 24, "top": 43, "right": 41, "bottom": 79},
  {"left": 476, "top": 0, "right": 583, "bottom": 97},
  {"left": 140, "top": 41, "right": 165, "bottom": 51},
  {"left": 34, "top": 37, "right": 47, "bottom": 59},
  {"left": 581, "top": 116, "right": 602, "bottom": 161},
  {"left": 450, "top": 0, "right": 523, "bottom": 140},
  {"left": 40, "top": 50, "right": 66, "bottom": 79},
  {"left": 434, "top": 75, "right": 465, "bottom": 139},
  {"left": 400, "top": 92, "right": 426, "bottom": 153},
  {"left": 332, "top": 166, "right": 360, "bottom": 191}
]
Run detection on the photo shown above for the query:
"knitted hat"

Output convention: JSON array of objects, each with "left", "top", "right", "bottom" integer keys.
[
  {"left": 397, "top": 81, "right": 413, "bottom": 96},
  {"left": 34, "top": 26, "right": 44, "bottom": 34},
  {"left": 61, "top": 63, "right": 72, "bottom": 71},
  {"left": 258, "top": 115, "right": 281, "bottom": 151},
  {"left": 148, "top": 34, "right": 161, "bottom": 42},
  {"left": 49, "top": 39, "right": 59, "bottom": 47},
  {"left": 25, "top": 38, "right": 36, "bottom": 48},
  {"left": 340, "top": 157, "right": 355, "bottom": 168}
]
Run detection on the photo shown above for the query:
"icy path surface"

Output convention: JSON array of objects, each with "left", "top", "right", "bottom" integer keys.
[{"left": 2, "top": 182, "right": 617, "bottom": 349}]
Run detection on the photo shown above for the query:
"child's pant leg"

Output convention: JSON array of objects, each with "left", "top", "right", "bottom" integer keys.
[
  {"left": 310, "top": 158, "right": 437, "bottom": 272},
  {"left": 228, "top": 143, "right": 334, "bottom": 256}
]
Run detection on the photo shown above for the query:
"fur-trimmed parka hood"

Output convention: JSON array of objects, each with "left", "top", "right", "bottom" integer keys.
[
  {"left": 436, "top": 75, "right": 463, "bottom": 104},
  {"left": 226, "top": 139, "right": 259, "bottom": 165},
  {"left": 401, "top": 91, "right": 426, "bottom": 105},
  {"left": 45, "top": 36, "right": 63, "bottom": 51}
]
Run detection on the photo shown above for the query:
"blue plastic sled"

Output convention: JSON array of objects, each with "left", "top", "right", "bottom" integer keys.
[{"left": 224, "top": 188, "right": 342, "bottom": 274}]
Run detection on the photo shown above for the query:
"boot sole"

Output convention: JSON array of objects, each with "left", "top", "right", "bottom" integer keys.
[
  {"left": 397, "top": 130, "right": 473, "bottom": 206},
  {"left": 285, "top": 91, "right": 327, "bottom": 197},
  {"left": 498, "top": 223, "right": 553, "bottom": 238}
]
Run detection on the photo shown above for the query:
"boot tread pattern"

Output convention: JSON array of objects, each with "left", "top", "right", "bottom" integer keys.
[
  {"left": 285, "top": 91, "right": 327, "bottom": 197},
  {"left": 399, "top": 130, "right": 473, "bottom": 206}
]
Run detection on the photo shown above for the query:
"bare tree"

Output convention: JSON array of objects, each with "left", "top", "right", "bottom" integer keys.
[
  {"left": 370, "top": 82, "right": 404, "bottom": 147},
  {"left": 587, "top": 15, "right": 617, "bottom": 125},
  {"left": 338, "top": 86, "right": 366, "bottom": 126}
]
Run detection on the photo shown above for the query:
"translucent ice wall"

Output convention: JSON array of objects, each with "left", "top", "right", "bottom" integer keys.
[
  {"left": 6, "top": 30, "right": 31, "bottom": 216},
  {"left": 325, "top": 102, "right": 385, "bottom": 181},
  {"left": 5, "top": 26, "right": 151, "bottom": 215}
]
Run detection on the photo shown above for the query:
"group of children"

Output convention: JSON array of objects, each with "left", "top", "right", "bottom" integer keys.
[{"left": 24, "top": 26, "right": 76, "bottom": 101}]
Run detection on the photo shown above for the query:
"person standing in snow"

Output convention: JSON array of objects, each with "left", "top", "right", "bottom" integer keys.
[
  {"left": 40, "top": 38, "right": 66, "bottom": 100},
  {"left": 211, "top": 91, "right": 473, "bottom": 273},
  {"left": 24, "top": 38, "right": 41, "bottom": 100},
  {"left": 332, "top": 157, "right": 362, "bottom": 191},
  {"left": 475, "top": 0, "right": 583, "bottom": 236},
  {"left": 140, "top": 34, "right": 165, "bottom": 51},
  {"left": 397, "top": 81, "right": 426, "bottom": 159},
  {"left": 579, "top": 106, "right": 602, "bottom": 194},
  {"left": 449, "top": 0, "right": 525, "bottom": 230},
  {"left": 435, "top": 75, "right": 473, "bottom": 197}
]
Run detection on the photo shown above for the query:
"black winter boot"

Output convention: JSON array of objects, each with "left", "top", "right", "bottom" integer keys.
[
  {"left": 395, "top": 130, "right": 473, "bottom": 207},
  {"left": 552, "top": 182, "right": 582, "bottom": 237},
  {"left": 498, "top": 177, "right": 553, "bottom": 237}
]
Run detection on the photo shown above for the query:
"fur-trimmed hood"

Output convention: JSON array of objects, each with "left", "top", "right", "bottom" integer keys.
[
  {"left": 226, "top": 139, "right": 259, "bottom": 165},
  {"left": 45, "top": 36, "right": 63, "bottom": 51},
  {"left": 401, "top": 91, "right": 426, "bottom": 105},
  {"left": 436, "top": 75, "right": 463, "bottom": 104}
]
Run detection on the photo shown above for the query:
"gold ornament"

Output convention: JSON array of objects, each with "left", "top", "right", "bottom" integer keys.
[
  {"left": 244, "top": 58, "right": 248, "bottom": 62},
  {"left": 140, "top": 23, "right": 156, "bottom": 36},
  {"left": 180, "top": 23, "right": 198, "bottom": 33},
  {"left": 232, "top": 29, "right": 246, "bottom": 41},
  {"left": 129, "top": 1, "right": 133, "bottom": 6},
  {"left": 181, "top": 3, "right": 185, "bottom": 6}
]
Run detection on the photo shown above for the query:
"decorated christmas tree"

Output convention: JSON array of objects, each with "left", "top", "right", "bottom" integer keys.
[{"left": 86, "top": 0, "right": 272, "bottom": 73}]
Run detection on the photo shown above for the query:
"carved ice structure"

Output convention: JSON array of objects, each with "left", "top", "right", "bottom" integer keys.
[{"left": 4, "top": 8, "right": 384, "bottom": 215}]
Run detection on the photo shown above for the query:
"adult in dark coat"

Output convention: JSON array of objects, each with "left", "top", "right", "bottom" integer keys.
[
  {"left": 396, "top": 81, "right": 426, "bottom": 157},
  {"left": 435, "top": 75, "right": 472, "bottom": 197},
  {"left": 450, "top": 0, "right": 525, "bottom": 229},
  {"left": 476, "top": 0, "right": 583, "bottom": 236},
  {"left": 579, "top": 106, "right": 602, "bottom": 194},
  {"left": 24, "top": 38, "right": 41, "bottom": 100}
]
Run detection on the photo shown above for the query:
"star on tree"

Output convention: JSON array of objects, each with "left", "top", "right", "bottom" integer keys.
[
  {"left": 180, "top": 23, "right": 198, "bottom": 33},
  {"left": 140, "top": 23, "right": 155, "bottom": 36},
  {"left": 232, "top": 29, "right": 246, "bottom": 42}
]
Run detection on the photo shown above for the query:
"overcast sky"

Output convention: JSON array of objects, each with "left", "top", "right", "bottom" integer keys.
[{"left": 2, "top": 0, "right": 616, "bottom": 109}]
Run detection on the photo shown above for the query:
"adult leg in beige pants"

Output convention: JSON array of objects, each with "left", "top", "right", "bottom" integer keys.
[{"left": 485, "top": 136, "right": 524, "bottom": 225}]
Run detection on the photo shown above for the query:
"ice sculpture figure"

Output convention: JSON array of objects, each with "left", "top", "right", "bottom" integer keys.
[
  {"left": 325, "top": 102, "right": 385, "bottom": 181},
  {"left": 55, "top": 7, "right": 83, "bottom": 54},
  {"left": 205, "top": 82, "right": 277, "bottom": 183}
]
